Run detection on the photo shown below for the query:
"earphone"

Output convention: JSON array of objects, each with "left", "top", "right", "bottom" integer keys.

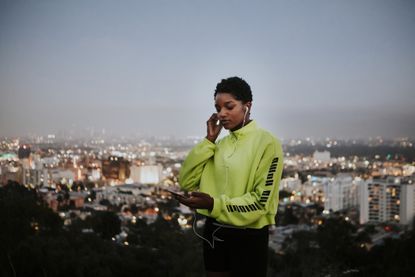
[{"left": 242, "top": 106, "right": 249, "bottom": 127}]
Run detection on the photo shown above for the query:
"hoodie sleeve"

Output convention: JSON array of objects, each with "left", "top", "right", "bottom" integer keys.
[
  {"left": 209, "top": 140, "right": 283, "bottom": 227},
  {"left": 179, "top": 138, "right": 216, "bottom": 191}
]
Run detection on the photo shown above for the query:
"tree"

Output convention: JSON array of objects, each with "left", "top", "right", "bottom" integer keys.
[
  {"left": 88, "top": 211, "right": 121, "bottom": 240},
  {"left": 0, "top": 182, "right": 62, "bottom": 277},
  {"left": 0, "top": 182, "right": 62, "bottom": 250},
  {"left": 276, "top": 205, "right": 299, "bottom": 226},
  {"left": 279, "top": 190, "right": 292, "bottom": 200},
  {"left": 0, "top": 183, "right": 206, "bottom": 277}
]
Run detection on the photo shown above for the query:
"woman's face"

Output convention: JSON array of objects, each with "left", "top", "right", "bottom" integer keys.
[{"left": 214, "top": 93, "right": 248, "bottom": 131}]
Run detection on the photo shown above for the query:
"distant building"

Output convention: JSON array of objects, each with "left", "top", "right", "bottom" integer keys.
[
  {"left": 26, "top": 153, "right": 45, "bottom": 187},
  {"left": 102, "top": 156, "right": 130, "bottom": 181},
  {"left": 323, "top": 173, "right": 359, "bottom": 212},
  {"left": 50, "top": 168, "right": 76, "bottom": 185},
  {"left": 280, "top": 177, "right": 302, "bottom": 192},
  {"left": 403, "top": 164, "right": 415, "bottom": 176},
  {"left": 42, "top": 156, "right": 60, "bottom": 168},
  {"left": 130, "top": 164, "right": 162, "bottom": 185},
  {"left": 94, "top": 183, "right": 151, "bottom": 206},
  {"left": 0, "top": 154, "right": 18, "bottom": 185},
  {"left": 359, "top": 176, "right": 415, "bottom": 226},
  {"left": 43, "top": 191, "right": 87, "bottom": 212},
  {"left": 313, "top": 150, "right": 331, "bottom": 162},
  {"left": 17, "top": 145, "right": 31, "bottom": 159},
  {"left": 18, "top": 145, "right": 32, "bottom": 185},
  {"left": 0, "top": 153, "right": 18, "bottom": 161},
  {"left": 303, "top": 173, "right": 331, "bottom": 204},
  {"left": 0, "top": 164, "right": 21, "bottom": 185},
  {"left": 89, "top": 168, "right": 101, "bottom": 181},
  {"left": 401, "top": 183, "right": 415, "bottom": 226},
  {"left": 68, "top": 192, "right": 86, "bottom": 208}
]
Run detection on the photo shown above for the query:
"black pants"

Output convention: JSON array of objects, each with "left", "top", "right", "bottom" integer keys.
[{"left": 202, "top": 217, "right": 269, "bottom": 277}]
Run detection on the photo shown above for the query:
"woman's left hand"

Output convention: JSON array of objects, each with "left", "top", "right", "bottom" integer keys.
[{"left": 175, "top": 191, "right": 213, "bottom": 211}]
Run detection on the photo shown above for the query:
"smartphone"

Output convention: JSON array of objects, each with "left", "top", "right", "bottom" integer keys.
[{"left": 166, "top": 189, "right": 189, "bottom": 198}]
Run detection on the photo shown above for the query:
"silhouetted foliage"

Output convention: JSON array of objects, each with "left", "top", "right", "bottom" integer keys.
[
  {"left": 276, "top": 205, "right": 299, "bottom": 226},
  {"left": 2, "top": 183, "right": 414, "bottom": 277},
  {"left": 279, "top": 190, "right": 292, "bottom": 200},
  {"left": 271, "top": 217, "right": 415, "bottom": 277},
  {"left": 88, "top": 211, "right": 121, "bottom": 239},
  {"left": 0, "top": 181, "right": 62, "bottom": 251},
  {"left": 0, "top": 183, "right": 204, "bottom": 277}
]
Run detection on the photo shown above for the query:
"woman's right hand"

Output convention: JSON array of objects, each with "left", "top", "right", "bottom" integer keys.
[{"left": 206, "top": 113, "right": 222, "bottom": 143}]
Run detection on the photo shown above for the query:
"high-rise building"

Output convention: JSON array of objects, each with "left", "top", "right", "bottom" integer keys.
[
  {"left": 27, "top": 153, "right": 44, "bottom": 187},
  {"left": 400, "top": 182, "right": 415, "bottom": 226},
  {"left": 323, "top": 173, "right": 358, "bottom": 212},
  {"left": 18, "top": 145, "right": 31, "bottom": 185},
  {"left": 17, "top": 145, "right": 31, "bottom": 159},
  {"left": 304, "top": 174, "right": 331, "bottom": 204},
  {"left": 360, "top": 176, "right": 415, "bottom": 225}
]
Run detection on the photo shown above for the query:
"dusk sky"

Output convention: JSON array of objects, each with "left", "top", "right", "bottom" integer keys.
[{"left": 0, "top": 0, "right": 414, "bottom": 139}]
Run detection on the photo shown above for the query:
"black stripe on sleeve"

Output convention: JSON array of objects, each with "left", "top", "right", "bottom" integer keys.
[
  {"left": 269, "top": 165, "right": 277, "bottom": 171},
  {"left": 265, "top": 180, "right": 273, "bottom": 186}
]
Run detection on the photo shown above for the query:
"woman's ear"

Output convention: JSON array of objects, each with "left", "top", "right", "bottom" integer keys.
[{"left": 246, "top": 101, "right": 252, "bottom": 112}]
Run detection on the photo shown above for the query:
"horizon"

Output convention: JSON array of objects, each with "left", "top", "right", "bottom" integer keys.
[{"left": 1, "top": 130, "right": 413, "bottom": 144}]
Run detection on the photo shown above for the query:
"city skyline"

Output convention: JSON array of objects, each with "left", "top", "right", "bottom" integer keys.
[{"left": 1, "top": 0, "right": 414, "bottom": 139}]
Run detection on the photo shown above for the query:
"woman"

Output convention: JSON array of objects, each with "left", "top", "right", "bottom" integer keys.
[{"left": 177, "top": 76, "right": 283, "bottom": 277}]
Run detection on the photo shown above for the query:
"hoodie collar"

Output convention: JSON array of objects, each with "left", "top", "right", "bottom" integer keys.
[{"left": 229, "top": 120, "right": 258, "bottom": 140}]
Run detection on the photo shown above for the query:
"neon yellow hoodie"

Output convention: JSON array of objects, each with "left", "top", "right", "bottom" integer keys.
[{"left": 179, "top": 120, "right": 283, "bottom": 229}]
